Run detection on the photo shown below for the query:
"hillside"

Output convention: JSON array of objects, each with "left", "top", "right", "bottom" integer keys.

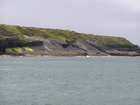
[
  {"left": 0, "top": 24, "right": 139, "bottom": 56},
  {"left": 0, "top": 24, "right": 132, "bottom": 45}
]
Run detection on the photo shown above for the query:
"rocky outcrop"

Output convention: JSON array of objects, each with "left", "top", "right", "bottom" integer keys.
[
  {"left": 0, "top": 24, "right": 140, "bottom": 56},
  {"left": 0, "top": 39, "right": 6, "bottom": 53},
  {"left": 0, "top": 36, "right": 140, "bottom": 56},
  {"left": 105, "top": 44, "right": 139, "bottom": 51},
  {"left": 0, "top": 37, "right": 43, "bottom": 54},
  {"left": 28, "top": 37, "right": 140, "bottom": 56}
]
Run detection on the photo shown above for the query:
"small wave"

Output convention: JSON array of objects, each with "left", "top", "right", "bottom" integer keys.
[
  {"left": 0, "top": 68, "right": 14, "bottom": 71},
  {"left": 75, "top": 56, "right": 84, "bottom": 57}
]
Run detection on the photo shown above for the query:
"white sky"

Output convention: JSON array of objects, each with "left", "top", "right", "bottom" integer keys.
[{"left": 0, "top": 0, "right": 140, "bottom": 45}]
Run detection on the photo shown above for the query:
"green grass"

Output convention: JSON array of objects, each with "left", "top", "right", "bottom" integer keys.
[
  {"left": 0, "top": 24, "right": 25, "bottom": 42},
  {"left": 0, "top": 24, "right": 133, "bottom": 45},
  {"left": 0, "top": 24, "right": 94, "bottom": 41},
  {"left": 94, "top": 35, "right": 132, "bottom": 45}
]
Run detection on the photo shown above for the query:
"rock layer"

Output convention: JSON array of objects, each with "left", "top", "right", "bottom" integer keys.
[
  {"left": 0, "top": 24, "right": 140, "bottom": 56},
  {"left": 0, "top": 36, "right": 139, "bottom": 56}
]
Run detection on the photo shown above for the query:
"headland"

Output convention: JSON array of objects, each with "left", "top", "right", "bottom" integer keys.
[{"left": 0, "top": 24, "right": 139, "bottom": 56}]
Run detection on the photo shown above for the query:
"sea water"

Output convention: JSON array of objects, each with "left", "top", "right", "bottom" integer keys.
[{"left": 0, "top": 56, "right": 140, "bottom": 105}]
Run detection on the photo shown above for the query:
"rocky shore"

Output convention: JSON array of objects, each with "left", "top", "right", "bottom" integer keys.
[
  {"left": 0, "top": 24, "right": 140, "bottom": 56},
  {"left": 0, "top": 36, "right": 139, "bottom": 56}
]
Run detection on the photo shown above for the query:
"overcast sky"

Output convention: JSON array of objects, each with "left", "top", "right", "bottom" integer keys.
[{"left": 0, "top": 0, "right": 140, "bottom": 45}]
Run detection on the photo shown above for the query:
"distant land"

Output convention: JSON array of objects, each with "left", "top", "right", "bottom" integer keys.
[{"left": 0, "top": 24, "right": 140, "bottom": 56}]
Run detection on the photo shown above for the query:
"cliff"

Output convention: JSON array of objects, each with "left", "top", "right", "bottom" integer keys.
[{"left": 0, "top": 24, "right": 139, "bottom": 56}]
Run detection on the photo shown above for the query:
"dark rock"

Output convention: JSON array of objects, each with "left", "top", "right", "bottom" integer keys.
[
  {"left": 0, "top": 37, "right": 43, "bottom": 54},
  {"left": 105, "top": 44, "right": 140, "bottom": 51},
  {"left": 0, "top": 36, "right": 139, "bottom": 56}
]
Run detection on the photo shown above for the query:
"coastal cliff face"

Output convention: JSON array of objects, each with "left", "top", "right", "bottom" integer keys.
[{"left": 0, "top": 24, "right": 140, "bottom": 56}]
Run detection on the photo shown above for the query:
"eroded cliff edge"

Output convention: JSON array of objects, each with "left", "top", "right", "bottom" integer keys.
[{"left": 0, "top": 24, "right": 140, "bottom": 56}]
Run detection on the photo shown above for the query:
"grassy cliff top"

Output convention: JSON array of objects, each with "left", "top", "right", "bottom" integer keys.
[{"left": 0, "top": 24, "right": 132, "bottom": 45}]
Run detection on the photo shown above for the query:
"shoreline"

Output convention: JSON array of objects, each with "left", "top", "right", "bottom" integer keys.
[
  {"left": 1, "top": 51, "right": 140, "bottom": 57},
  {"left": 1, "top": 24, "right": 140, "bottom": 58}
]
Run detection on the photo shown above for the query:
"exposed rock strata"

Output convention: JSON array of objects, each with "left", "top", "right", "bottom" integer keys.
[{"left": 0, "top": 36, "right": 139, "bottom": 56}]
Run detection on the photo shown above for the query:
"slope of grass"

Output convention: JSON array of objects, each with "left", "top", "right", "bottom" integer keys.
[
  {"left": 94, "top": 35, "right": 132, "bottom": 45},
  {"left": 0, "top": 24, "right": 133, "bottom": 45},
  {"left": 0, "top": 24, "right": 25, "bottom": 42}
]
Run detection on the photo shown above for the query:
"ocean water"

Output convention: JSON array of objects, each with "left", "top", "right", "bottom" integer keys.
[{"left": 0, "top": 56, "right": 140, "bottom": 105}]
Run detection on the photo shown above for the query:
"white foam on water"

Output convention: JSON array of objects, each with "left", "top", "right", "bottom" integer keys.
[{"left": 0, "top": 68, "right": 14, "bottom": 71}]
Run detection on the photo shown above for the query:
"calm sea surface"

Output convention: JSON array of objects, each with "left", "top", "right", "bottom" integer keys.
[{"left": 0, "top": 56, "right": 140, "bottom": 105}]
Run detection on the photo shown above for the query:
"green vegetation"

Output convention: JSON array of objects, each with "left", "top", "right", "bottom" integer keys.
[
  {"left": 94, "top": 35, "right": 132, "bottom": 45},
  {"left": 23, "top": 46, "right": 34, "bottom": 52},
  {"left": 6, "top": 48, "right": 13, "bottom": 52},
  {"left": 0, "top": 24, "right": 133, "bottom": 45},
  {"left": 0, "top": 34, "right": 3, "bottom": 38},
  {"left": 0, "top": 24, "right": 25, "bottom": 42},
  {"left": 12, "top": 47, "right": 23, "bottom": 54},
  {"left": 5, "top": 47, "right": 34, "bottom": 54}
]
